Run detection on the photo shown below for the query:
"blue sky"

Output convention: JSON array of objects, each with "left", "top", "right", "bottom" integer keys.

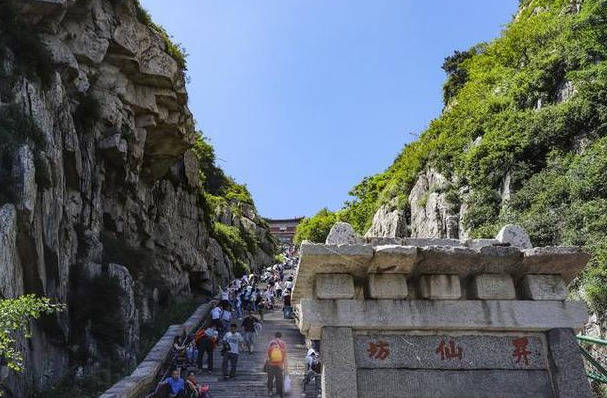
[{"left": 142, "top": 0, "right": 518, "bottom": 219}]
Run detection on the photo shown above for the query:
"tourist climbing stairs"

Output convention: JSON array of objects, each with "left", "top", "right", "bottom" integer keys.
[{"left": 189, "top": 309, "right": 308, "bottom": 397}]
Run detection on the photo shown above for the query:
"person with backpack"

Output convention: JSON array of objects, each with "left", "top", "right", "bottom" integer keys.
[
  {"left": 266, "top": 332, "right": 287, "bottom": 398},
  {"left": 221, "top": 323, "right": 244, "bottom": 379},
  {"left": 195, "top": 324, "right": 218, "bottom": 373},
  {"left": 241, "top": 311, "right": 260, "bottom": 354}
]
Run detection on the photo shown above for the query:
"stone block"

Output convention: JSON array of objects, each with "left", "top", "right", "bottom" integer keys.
[
  {"left": 522, "top": 274, "right": 567, "bottom": 300},
  {"left": 368, "top": 274, "right": 408, "bottom": 299},
  {"left": 472, "top": 273, "right": 516, "bottom": 300},
  {"left": 521, "top": 247, "right": 590, "bottom": 283},
  {"left": 357, "top": 369, "right": 552, "bottom": 398},
  {"left": 315, "top": 274, "right": 354, "bottom": 299},
  {"left": 321, "top": 327, "right": 358, "bottom": 398},
  {"left": 419, "top": 275, "right": 461, "bottom": 299},
  {"left": 368, "top": 245, "right": 418, "bottom": 273},
  {"left": 547, "top": 328, "right": 593, "bottom": 398}
]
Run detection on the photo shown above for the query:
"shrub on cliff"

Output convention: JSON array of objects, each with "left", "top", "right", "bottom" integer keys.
[{"left": 0, "top": 295, "right": 64, "bottom": 372}]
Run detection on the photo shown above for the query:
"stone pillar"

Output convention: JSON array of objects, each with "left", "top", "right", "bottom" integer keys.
[
  {"left": 547, "top": 328, "right": 593, "bottom": 398},
  {"left": 321, "top": 327, "right": 358, "bottom": 398}
]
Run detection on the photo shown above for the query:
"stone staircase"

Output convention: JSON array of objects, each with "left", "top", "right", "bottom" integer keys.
[{"left": 187, "top": 309, "right": 310, "bottom": 398}]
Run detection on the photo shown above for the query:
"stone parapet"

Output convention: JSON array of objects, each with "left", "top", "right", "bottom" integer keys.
[{"left": 99, "top": 300, "right": 216, "bottom": 398}]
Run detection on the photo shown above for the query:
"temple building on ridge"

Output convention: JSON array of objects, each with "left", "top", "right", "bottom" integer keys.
[{"left": 265, "top": 217, "right": 304, "bottom": 243}]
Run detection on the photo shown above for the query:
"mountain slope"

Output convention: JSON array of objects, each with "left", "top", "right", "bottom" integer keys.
[{"left": 298, "top": 0, "right": 607, "bottom": 312}]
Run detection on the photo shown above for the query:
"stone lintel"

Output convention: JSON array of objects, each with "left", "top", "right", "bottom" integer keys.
[
  {"left": 419, "top": 274, "right": 461, "bottom": 299},
  {"left": 472, "top": 273, "right": 516, "bottom": 300},
  {"left": 368, "top": 273, "right": 408, "bottom": 299},
  {"left": 316, "top": 274, "right": 355, "bottom": 299},
  {"left": 522, "top": 274, "right": 568, "bottom": 301},
  {"left": 297, "top": 299, "right": 588, "bottom": 340}
]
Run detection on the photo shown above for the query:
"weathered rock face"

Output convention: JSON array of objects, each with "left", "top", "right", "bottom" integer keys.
[
  {"left": 496, "top": 224, "right": 533, "bottom": 249},
  {"left": 326, "top": 222, "right": 362, "bottom": 245},
  {"left": 408, "top": 169, "right": 458, "bottom": 238},
  {"left": 364, "top": 200, "right": 408, "bottom": 238},
  {"left": 0, "top": 1, "right": 274, "bottom": 395}
]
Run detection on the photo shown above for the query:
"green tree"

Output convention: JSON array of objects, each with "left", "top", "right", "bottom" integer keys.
[
  {"left": 294, "top": 208, "right": 339, "bottom": 244},
  {"left": 0, "top": 295, "right": 65, "bottom": 372}
]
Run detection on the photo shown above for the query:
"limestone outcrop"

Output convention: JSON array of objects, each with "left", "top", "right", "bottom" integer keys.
[
  {"left": 364, "top": 200, "right": 408, "bottom": 238},
  {"left": 408, "top": 169, "right": 458, "bottom": 238},
  {"left": 0, "top": 1, "right": 275, "bottom": 395}
]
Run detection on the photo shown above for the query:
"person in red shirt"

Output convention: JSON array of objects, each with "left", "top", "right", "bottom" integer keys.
[{"left": 266, "top": 332, "right": 287, "bottom": 397}]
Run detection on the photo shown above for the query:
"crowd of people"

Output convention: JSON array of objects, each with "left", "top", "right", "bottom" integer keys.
[{"left": 151, "top": 244, "right": 321, "bottom": 398}]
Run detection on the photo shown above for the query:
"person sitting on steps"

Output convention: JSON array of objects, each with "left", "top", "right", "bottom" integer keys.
[
  {"left": 156, "top": 368, "right": 185, "bottom": 398},
  {"left": 185, "top": 371, "right": 213, "bottom": 398}
]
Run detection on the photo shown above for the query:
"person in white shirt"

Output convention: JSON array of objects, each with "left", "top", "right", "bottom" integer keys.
[
  {"left": 222, "top": 323, "right": 244, "bottom": 379},
  {"left": 210, "top": 304, "right": 223, "bottom": 329}
]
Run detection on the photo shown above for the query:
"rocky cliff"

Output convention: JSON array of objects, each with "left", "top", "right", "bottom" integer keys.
[{"left": 0, "top": 1, "right": 275, "bottom": 396}]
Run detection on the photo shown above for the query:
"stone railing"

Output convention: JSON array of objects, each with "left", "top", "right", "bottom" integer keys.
[{"left": 99, "top": 300, "right": 217, "bottom": 398}]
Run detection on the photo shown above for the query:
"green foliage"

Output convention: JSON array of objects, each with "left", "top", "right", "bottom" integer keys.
[
  {"left": 133, "top": 0, "right": 188, "bottom": 69},
  {"left": 274, "top": 253, "right": 286, "bottom": 263},
  {"left": 213, "top": 222, "right": 248, "bottom": 264},
  {"left": 500, "top": 138, "right": 607, "bottom": 311},
  {"left": 294, "top": 208, "right": 340, "bottom": 244},
  {"left": 442, "top": 49, "right": 476, "bottom": 105},
  {"left": 0, "top": 295, "right": 64, "bottom": 372}
]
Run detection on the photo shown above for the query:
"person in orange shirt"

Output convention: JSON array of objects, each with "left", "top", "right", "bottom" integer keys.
[{"left": 266, "top": 332, "right": 287, "bottom": 398}]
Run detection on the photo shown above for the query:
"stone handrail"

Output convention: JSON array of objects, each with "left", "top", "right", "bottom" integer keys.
[{"left": 99, "top": 299, "right": 217, "bottom": 398}]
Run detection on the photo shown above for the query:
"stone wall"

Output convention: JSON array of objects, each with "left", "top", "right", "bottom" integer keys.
[{"left": 292, "top": 238, "right": 592, "bottom": 398}]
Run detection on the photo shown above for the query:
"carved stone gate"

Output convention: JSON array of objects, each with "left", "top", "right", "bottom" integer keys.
[{"left": 292, "top": 239, "right": 592, "bottom": 398}]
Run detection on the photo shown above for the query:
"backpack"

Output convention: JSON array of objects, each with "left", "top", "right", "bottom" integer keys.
[
  {"left": 194, "top": 329, "right": 206, "bottom": 343},
  {"left": 268, "top": 342, "right": 284, "bottom": 365}
]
